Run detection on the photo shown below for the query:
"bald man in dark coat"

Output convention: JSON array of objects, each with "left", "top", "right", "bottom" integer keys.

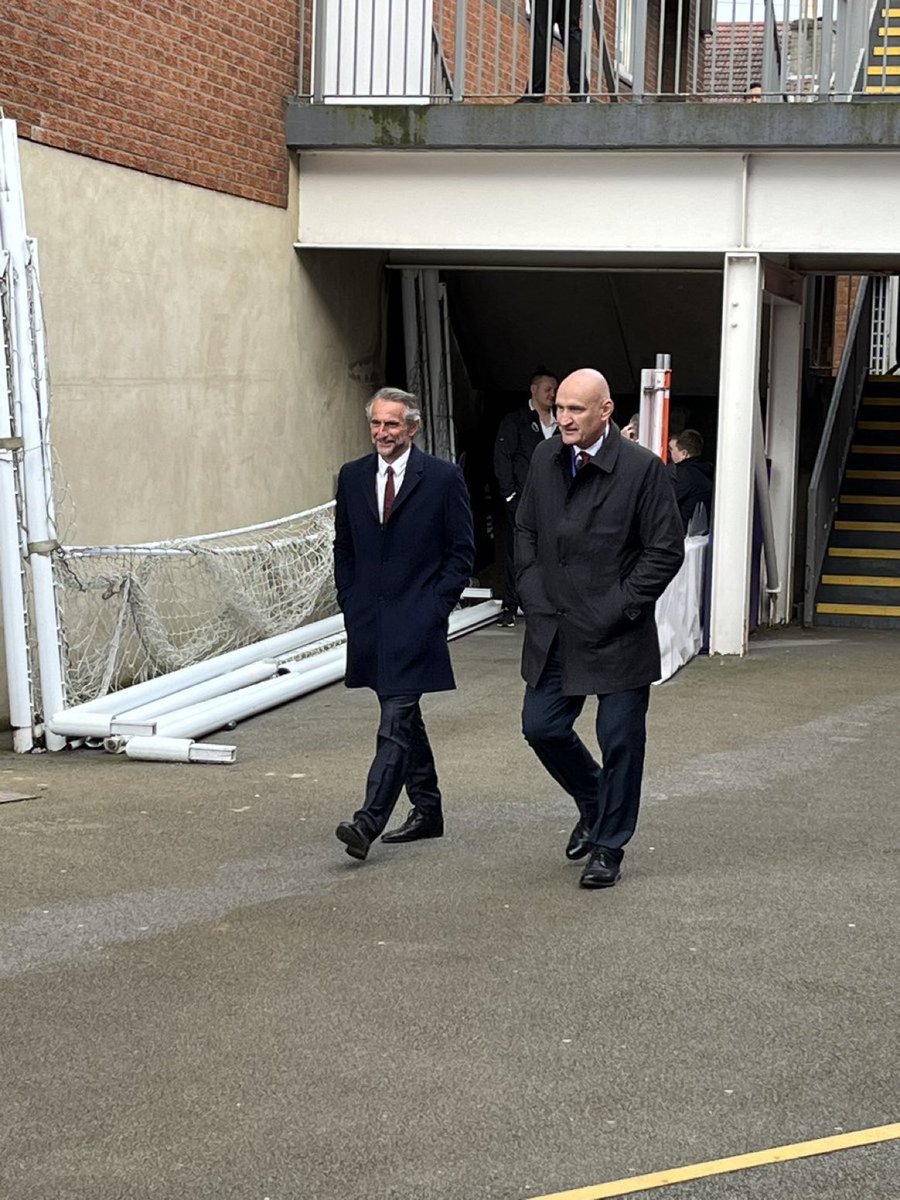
[
  {"left": 333, "top": 387, "right": 474, "bottom": 863},
  {"left": 516, "top": 369, "right": 684, "bottom": 889}
]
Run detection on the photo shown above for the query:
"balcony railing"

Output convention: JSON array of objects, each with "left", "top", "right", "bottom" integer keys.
[{"left": 297, "top": 0, "right": 885, "bottom": 104}]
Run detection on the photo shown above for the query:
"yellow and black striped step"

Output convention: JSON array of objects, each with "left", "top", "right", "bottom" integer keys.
[
  {"left": 865, "top": 11, "right": 900, "bottom": 92},
  {"left": 814, "top": 374, "right": 900, "bottom": 628}
]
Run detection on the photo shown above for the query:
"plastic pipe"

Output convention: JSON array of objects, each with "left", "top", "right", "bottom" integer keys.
[
  {"left": 49, "top": 614, "right": 346, "bottom": 733},
  {"left": 108, "top": 660, "right": 281, "bottom": 735},
  {"left": 0, "top": 242, "right": 34, "bottom": 752},
  {"left": 151, "top": 647, "right": 347, "bottom": 740},
  {"left": 122, "top": 737, "right": 236, "bottom": 765},
  {"left": 447, "top": 599, "right": 503, "bottom": 639}
]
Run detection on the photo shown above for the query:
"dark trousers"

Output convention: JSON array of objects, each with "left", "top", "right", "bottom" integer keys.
[
  {"left": 529, "top": 0, "right": 587, "bottom": 95},
  {"left": 521, "top": 641, "right": 650, "bottom": 860},
  {"left": 354, "top": 694, "right": 441, "bottom": 838},
  {"left": 501, "top": 503, "right": 518, "bottom": 613}
]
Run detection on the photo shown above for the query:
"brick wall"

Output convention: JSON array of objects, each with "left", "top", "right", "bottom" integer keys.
[{"left": 0, "top": 1, "right": 300, "bottom": 206}]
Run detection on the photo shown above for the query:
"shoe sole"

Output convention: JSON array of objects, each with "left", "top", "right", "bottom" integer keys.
[
  {"left": 381, "top": 828, "right": 444, "bottom": 843},
  {"left": 336, "top": 824, "right": 369, "bottom": 860},
  {"left": 579, "top": 873, "right": 620, "bottom": 889}
]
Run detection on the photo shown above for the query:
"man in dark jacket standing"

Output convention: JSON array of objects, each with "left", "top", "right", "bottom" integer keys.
[
  {"left": 667, "top": 429, "right": 714, "bottom": 532},
  {"left": 333, "top": 388, "right": 475, "bottom": 863},
  {"left": 516, "top": 369, "right": 684, "bottom": 889},
  {"left": 493, "top": 368, "right": 558, "bottom": 626}
]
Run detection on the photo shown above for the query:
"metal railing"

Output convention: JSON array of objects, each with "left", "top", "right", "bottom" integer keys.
[
  {"left": 301, "top": 0, "right": 882, "bottom": 103},
  {"left": 803, "top": 276, "right": 872, "bottom": 627}
]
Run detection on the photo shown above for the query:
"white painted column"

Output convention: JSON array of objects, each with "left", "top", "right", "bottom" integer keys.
[
  {"left": 765, "top": 299, "right": 803, "bottom": 626},
  {"left": 710, "top": 252, "right": 762, "bottom": 656}
]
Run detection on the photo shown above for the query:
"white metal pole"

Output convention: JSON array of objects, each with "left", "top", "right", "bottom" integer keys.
[
  {"left": 0, "top": 120, "right": 66, "bottom": 749},
  {"left": 47, "top": 614, "right": 346, "bottom": 734},
  {"left": 710, "top": 253, "right": 762, "bottom": 657},
  {"left": 0, "top": 246, "right": 35, "bottom": 752},
  {"left": 766, "top": 300, "right": 803, "bottom": 624}
]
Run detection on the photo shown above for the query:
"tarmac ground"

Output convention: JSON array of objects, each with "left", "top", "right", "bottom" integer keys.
[{"left": 0, "top": 623, "right": 897, "bottom": 1200}]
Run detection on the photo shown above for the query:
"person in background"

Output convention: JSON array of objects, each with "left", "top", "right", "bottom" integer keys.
[
  {"left": 621, "top": 414, "right": 639, "bottom": 442},
  {"left": 333, "top": 388, "right": 474, "bottom": 863},
  {"left": 493, "top": 368, "right": 559, "bottom": 627},
  {"left": 667, "top": 428, "right": 714, "bottom": 533},
  {"left": 515, "top": 0, "right": 590, "bottom": 103}
]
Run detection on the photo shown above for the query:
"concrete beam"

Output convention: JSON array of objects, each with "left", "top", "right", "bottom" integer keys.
[{"left": 286, "top": 98, "right": 900, "bottom": 153}]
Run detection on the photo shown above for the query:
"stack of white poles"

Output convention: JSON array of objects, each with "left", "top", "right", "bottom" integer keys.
[
  {"left": 0, "top": 118, "right": 66, "bottom": 751},
  {"left": 48, "top": 600, "right": 502, "bottom": 764}
]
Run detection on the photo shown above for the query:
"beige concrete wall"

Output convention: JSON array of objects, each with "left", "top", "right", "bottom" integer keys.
[
  {"left": 20, "top": 141, "right": 382, "bottom": 544},
  {"left": 0, "top": 141, "right": 384, "bottom": 732}
]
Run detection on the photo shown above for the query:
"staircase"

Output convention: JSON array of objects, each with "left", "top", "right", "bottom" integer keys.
[
  {"left": 815, "top": 377, "right": 900, "bottom": 629},
  {"left": 866, "top": 6, "right": 900, "bottom": 94}
]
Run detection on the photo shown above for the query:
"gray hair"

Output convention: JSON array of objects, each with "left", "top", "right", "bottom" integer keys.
[{"left": 365, "top": 387, "right": 422, "bottom": 425}]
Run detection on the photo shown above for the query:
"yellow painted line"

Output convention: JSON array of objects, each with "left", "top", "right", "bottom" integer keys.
[
  {"left": 868, "top": 65, "right": 900, "bottom": 75},
  {"left": 835, "top": 520, "right": 900, "bottom": 531},
  {"left": 862, "top": 396, "right": 900, "bottom": 406},
  {"left": 866, "top": 85, "right": 900, "bottom": 91},
  {"left": 818, "top": 603, "right": 900, "bottom": 616},
  {"left": 829, "top": 547, "right": 900, "bottom": 559},
  {"left": 840, "top": 494, "right": 900, "bottom": 505},
  {"left": 858, "top": 420, "right": 900, "bottom": 430},
  {"left": 877, "top": 26, "right": 900, "bottom": 34},
  {"left": 846, "top": 470, "right": 900, "bottom": 480},
  {"left": 851, "top": 445, "right": 900, "bottom": 454},
  {"left": 873, "top": 45, "right": 900, "bottom": 55},
  {"left": 822, "top": 574, "right": 900, "bottom": 587},
  {"left": 530, "top": 1123, "right": 900, "bottom": 1200}
]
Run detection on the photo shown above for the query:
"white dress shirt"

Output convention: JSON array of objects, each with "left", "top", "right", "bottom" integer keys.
[
  {"left": 376, "top": 446, "right": 411, "bottom": 522},
  {"left": 530, "top": 400, "right": 558, "bottom": 439},
  {"left": 572, "top": 426, "right": 609, "bottom": 468}
]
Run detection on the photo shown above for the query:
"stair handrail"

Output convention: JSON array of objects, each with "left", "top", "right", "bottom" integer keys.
[{"left": 803, "top": 276, "right": 872, "bottom": 626}]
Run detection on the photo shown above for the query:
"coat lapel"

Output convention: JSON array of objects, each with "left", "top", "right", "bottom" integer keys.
[
  {"left": 388, "top": 443, "right": 424, "bottom": 521},
  {"left": 362, "top": 453, "right": 379, "bottom": 523}
]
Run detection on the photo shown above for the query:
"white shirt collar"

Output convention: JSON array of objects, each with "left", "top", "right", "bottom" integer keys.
[
  {"left": 378, "top": 446, "right": 411, "bottom": 476},
  {"left": 529, "top": 399, "right": 558, "bottom": 435},
  {"left": 573, "top": 426, "right": 608, "bottom": 459}
]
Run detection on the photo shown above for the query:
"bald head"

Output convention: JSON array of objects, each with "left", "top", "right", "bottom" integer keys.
[{"left": 554, "top": 368, "right": 615, "bottom": 447}]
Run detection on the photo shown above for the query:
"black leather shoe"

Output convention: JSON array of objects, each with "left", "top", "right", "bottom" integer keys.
[
  {"left": 381, "top": 809, "right": 444, "bottom": 843},
  {"left": 514, "top": 93, "right": 544, "bottom": 104},
  {"left": 336, "top": 820, "right": 370, "bottom": 861},
  {"left": 579, "top": 850, "right": 621, "bottom": 889},
  {"left": 565, "top": 821, "right": 593, "bottom": 861}
]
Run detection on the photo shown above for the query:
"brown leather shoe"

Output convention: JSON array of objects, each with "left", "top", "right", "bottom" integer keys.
[{"left": 381, "top": 809, "right": 444, "bottom": 843}]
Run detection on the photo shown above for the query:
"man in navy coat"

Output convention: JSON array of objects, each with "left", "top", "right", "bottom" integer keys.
[
  {"left": 516, "top": 369, "right": 684, "bottom": 889},
  {"left": 333, "top": 387, "right": 475, "bottom": 862}
]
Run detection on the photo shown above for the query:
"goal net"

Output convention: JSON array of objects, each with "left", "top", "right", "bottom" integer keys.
[{"left": 53, "top": 503, "right": 340, "bottom": 708}]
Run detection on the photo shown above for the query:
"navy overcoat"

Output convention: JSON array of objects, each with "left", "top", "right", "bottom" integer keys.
[
  {"left": 515, "top": 423, "right": 685, "bottom": 695},
  {"left": 334, "top": 444, "right": 475, "bottom": 695}
]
